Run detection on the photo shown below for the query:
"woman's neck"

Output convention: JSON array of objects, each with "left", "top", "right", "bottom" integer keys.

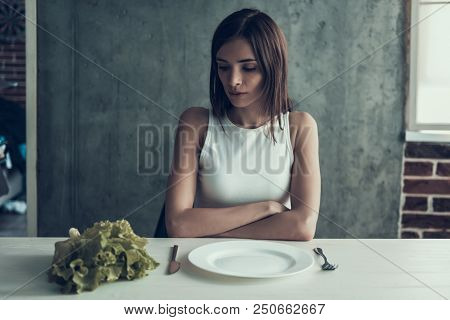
[{"left": 226, "top": 106, "right": 271, "bottom": 129}]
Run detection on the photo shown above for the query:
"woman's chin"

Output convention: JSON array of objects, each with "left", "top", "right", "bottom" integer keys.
[{"left": 229, "top": 99, "right": 251, "bottom": 108}]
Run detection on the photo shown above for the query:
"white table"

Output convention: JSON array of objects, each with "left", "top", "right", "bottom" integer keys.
[{"left": 0, "top": 238, "right": 449, "bottom": 300}]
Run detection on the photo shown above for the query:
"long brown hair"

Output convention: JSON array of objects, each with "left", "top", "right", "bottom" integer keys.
[{"left": 209, "top": 8, "right": 294, "bottom": 143}]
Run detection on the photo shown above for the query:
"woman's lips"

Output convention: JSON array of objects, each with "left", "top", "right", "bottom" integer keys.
[{"left": 229, "top": 92, "right": 248, "bottom": 96}]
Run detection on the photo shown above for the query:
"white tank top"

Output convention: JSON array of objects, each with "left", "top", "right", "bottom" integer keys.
[{"left": 193, "top": 109, "right": 294, "bottom": 209}]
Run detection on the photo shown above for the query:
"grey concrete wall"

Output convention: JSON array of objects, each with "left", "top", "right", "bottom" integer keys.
[{"left": 37, "top": 0, "right": 406, "bottom": 238}]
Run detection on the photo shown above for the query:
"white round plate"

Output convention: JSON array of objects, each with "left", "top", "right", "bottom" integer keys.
[{"left": 188, "top": 240, "right": 313, "bottom": 278}]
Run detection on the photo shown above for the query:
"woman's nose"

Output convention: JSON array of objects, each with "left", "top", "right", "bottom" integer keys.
[{"left": 228, "top": 69, "right": 242, "bottom": 87}]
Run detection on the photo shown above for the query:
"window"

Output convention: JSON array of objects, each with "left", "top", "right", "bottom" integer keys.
[{"left": 406, "top": 0, "right": 450, "bottom": 141}]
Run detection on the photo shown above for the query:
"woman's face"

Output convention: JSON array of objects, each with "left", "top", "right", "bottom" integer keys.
[{"left": 216, "top": 37, "right": 264, "bottom": 109}]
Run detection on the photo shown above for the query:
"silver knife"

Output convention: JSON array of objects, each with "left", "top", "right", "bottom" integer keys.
[{"left": 168, "top": 245, "right": 181, "bottom": 274}]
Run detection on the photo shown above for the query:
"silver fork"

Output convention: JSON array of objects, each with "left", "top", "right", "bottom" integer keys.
[{"left": 313, "top": 247, "right": 338, "bottom": 271}]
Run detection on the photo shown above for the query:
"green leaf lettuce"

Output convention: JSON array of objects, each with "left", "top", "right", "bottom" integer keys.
[{"left": 48, "top": 220, "right": 159, "bottom": 294}]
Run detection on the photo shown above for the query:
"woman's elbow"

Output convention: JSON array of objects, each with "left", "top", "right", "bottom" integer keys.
[
  {"left": 166, "top": 225, "right": 190, "bottom": 238},
  {"left": 166, "top": 226, "right": 182, "bottom": 238},
  {"left": 299, "top": 228, "right": 315, "bottom": 241},
  {"left": 295, "top": 213, "right": 317, "bottom": 241},
  {"left": 166, "top": 217, "right": 188, "bottom": 238}
]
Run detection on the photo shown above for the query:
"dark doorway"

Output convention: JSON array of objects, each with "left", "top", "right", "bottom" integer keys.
[{"left": 0, "top": 0, "right": 27, "bottom": 236}]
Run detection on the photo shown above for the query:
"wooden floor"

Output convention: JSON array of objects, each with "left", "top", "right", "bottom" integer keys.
[{"left": 0, "top": 211, "right": 27, "bottom": 237}]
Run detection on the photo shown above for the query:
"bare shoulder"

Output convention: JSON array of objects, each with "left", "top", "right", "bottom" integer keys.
[
  {"left": 179, "top": 106, "right": 209, "bottom": 127},
  {"left": 178, "top": 107, "right": 209, "bottom": 148},
  {"left": 289, "top": 111, "right": 319, "bottom": 150},
  {"left": 289, "top": 111, "right": 318, "bottom": 129}
]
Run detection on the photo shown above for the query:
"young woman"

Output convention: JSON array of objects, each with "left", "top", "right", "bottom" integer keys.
[{"left": 164, "top": 8, "right": 321, "bottom": 241}]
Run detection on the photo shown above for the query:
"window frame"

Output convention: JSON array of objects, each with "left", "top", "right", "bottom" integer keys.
[
  {"left": 406, "top": 0, "right": 450, "bottom": 139},
  {"left": 26, "top": 0, "right": 38, "bottom": 236}
]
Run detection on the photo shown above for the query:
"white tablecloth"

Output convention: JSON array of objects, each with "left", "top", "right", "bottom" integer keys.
[{"left": 0, "top": 237, "right": 449, "bottom": 299}]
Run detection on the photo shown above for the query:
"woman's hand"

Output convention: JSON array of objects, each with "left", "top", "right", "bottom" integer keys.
[{"left": 267, "top": 201, "right": 290, "bottom": 214}]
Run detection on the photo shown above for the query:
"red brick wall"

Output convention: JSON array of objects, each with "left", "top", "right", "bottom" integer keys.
[
  {"left": 400, "top": 142, "right": 450, "bottom": 238},
  {"left": 0, "top": 41, "right": 25, "bottom": 106}
]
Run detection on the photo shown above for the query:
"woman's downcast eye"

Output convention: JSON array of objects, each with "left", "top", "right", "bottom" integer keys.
[{"left": 217, "top": 66, "right": 257, "bottom": 72}]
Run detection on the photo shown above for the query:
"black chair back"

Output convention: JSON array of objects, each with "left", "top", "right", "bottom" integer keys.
[{"left": 154, "top": 203, "right": 168, "bottom": 238}]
